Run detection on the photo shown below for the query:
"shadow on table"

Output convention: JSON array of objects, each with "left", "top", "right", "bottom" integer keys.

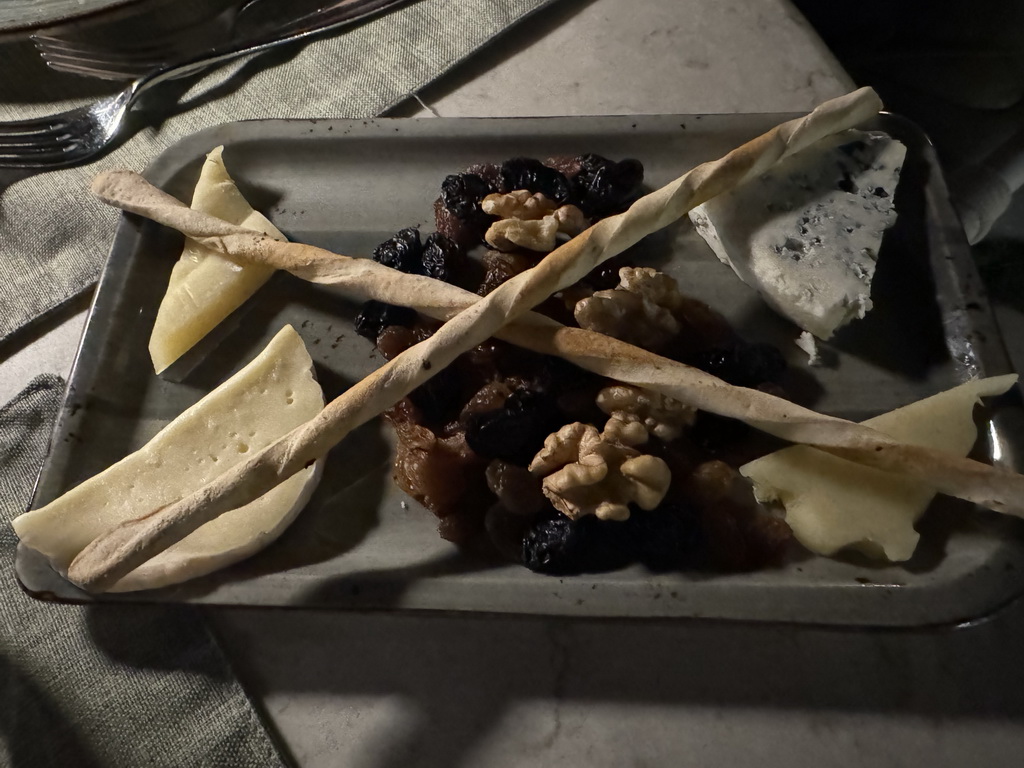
[
  {"left": 212, "top": 588, "right": 1024, "bottom": 768},
  {"left": 0, "top": 654, "right": 104, "bottom": 768}
]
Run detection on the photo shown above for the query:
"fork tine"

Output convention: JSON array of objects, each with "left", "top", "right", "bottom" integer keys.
[
  {"left": 0, "top": 137, "right": 77, "bottom": 153},
  {"left": 0, "top": 130, "right": 72, "bottom": 149},
  {"left": 0, "top": 130, "right": 79, "bottom": 155},
  {"left": 38, "top": 47, "right": 194, "bottom": 81},
  {"left": 43, "top": 48, "right": 173, "bottom": 65},
  {"left": 35, "top": 36, "right": 184, "bottom": 60},
  {"left": 32, "top": 36, "right": 190, "bottom": 80},
  {"left": 0, "top": 118, "right": 73, "bottom": 138},
  {"left": 0, "top": 146, "right": 82, "bottom": 167},
  {"left": 0, "top": 108, "right": 76, "bottom": 132},
  {"left": 36, "top": 56, "right": 151, "bottom": 80}
]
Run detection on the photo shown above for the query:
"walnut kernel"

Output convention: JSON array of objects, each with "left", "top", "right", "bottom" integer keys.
[
  {"left": 574, "top": 267, "right": 685, "bottom": 348},
  {"left": 597, "top": 384, "right": 696, "bottom": 441},
  {"left": 528, "top": 420, "right": 671, "bottom": 521}
]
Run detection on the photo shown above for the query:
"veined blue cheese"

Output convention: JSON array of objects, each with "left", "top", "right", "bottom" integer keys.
[{"left": 689, "top": 129, "right": 906, "bottom": 340}]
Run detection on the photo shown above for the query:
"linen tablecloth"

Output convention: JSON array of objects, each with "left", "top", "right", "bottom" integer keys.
[{"left": 0, "top": 375, "right": 285, "bottom": 765}]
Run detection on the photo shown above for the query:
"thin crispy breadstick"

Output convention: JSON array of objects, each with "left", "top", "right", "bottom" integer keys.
[
  {"left": 92, "top": 140, "right": 1024, "bottom": 515},
  {"left": 70, "top": 88, "right": 1023, "bottom": 592}
]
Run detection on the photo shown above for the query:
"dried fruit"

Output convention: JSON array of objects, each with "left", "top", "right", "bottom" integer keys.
[
  {"left": 498, "top": 158, "right": 571, "bottom": 203},
  {"left": 437, "top": 173, "right": 497, "bottom": 248},
  {"left": 441, "top": 173, "right": 494, "bottom": 218},
  {"left": 434, "top": 197, "right": 479, "bottom": 251},
  {"left": 685, "top": 460, "right": 793, "bottom": 571},
  {"left": 521, "top": 502, "right": 702, "bottom": 575},
  {"left": 688, "top": 411, "right": 752, "bottom": 455},
  {"left": 421, "top": 232, "right": 462, "bottom": 282},
  {"left": 624, "top": 503, "right": 703, "bottom": 572},
  {"left": 362, "top": 155, "right": 792, "bottom": 575},
  {"left": 354, "top": 300, "right": 416, "bottom": 342},
  {"left": 570, "top": 154, "right": 644, "bottom": 218},
  {"left": 375, "top": 325, "right": 421, "bottom": 360},
  {"left": 521, "top": 509, "right": 631, "bottom": 575},
  {"left": 372, "top": 227, "right": 422, "bottom": 273},
  {"left": 464, "top": 389, "right": 562, "bottom": 466},
  {"left": 478, "top": 251, "right": 536, "bottom": 295},
  {"left": 688, "top": 342, "right": 787, "bottom": 388}
]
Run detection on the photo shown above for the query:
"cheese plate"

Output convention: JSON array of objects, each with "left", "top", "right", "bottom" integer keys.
[{"left": 16, "top": 113, "right": 1024, "bottom": 625}]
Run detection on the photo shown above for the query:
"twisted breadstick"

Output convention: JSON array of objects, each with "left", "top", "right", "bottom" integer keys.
[{"left": 71, "top": 88, "right": 1024, "bottom": 592}]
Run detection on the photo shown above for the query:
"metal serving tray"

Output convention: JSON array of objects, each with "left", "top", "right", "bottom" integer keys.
[{"left": 16, "top": 113, "right": 1024, "bottom": 625}]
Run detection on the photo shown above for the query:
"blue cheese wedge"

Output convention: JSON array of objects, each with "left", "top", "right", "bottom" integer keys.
[
  {"left": 740, "top": 375, "right": 1017, "bottom": 562},
  {"left": 689, "top": 129, "right": 906, "bottom": 339}
]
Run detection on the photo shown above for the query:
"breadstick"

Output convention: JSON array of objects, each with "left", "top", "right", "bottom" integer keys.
[
  {"left": 71, "top": 88, "right": 1022, "bottom": 592},
  {"left": 93, "top": 144, "right": 1024, "bottom": 515}
]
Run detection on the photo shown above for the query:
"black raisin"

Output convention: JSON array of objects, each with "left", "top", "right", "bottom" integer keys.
[
  {"left": 688, "top": 342, "right": 786, "bottom": 388},
  {"left": 372, "top": 227, "right": 422, "bottom": 273},
  {"left": 570, "top": 154, "right": 644, "bottom": 218},
  {"left": 420, "top": 232, "right": 462, "bottom": 283},
  {"left": 354, "top": 300, "right": 417, "bottom": 342},
  {"left": 498, "top": 158, "right": 570, "bottom": 203},
  {"left": 441, "top": 173, "right": 494, "bottom": 218},
  {"left": 465, "top": 163, "right": 502, "bottom": 190},
  {"left": 688, "top": 411, "right": 751, "bottom": 454},
  {"left": 464, "top": 389, "right": 563, "bottom": 466},
  {"left": 522, "top": 510, "right": 632, "bottom": 575},
  {"left": 408, "top": 365, "right": 464, "bottom": 426},
  {"left": 624, "top": 503, "right": 703, "bottom": 572},
  {"left": 580, "top": 252, "right": 634, "bottom": 290}
]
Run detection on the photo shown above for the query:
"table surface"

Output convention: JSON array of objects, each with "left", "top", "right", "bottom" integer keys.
[{"left": 7, "top": 1, "right": 1024, "bottom": 766}]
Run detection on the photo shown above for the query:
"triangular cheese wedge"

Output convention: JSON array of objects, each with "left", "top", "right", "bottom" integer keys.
[
  {"left": 149, "top": 145, "right": 281, "bottom": 373},
  {"left": 14, "top": 325, "right": 323, "bottom": 591},
  {"left": 741, "top": 375, "right": 1017, "bottom": 561},
  {"left": 689, "top": 129, "right": 906, "bottom": 340}
]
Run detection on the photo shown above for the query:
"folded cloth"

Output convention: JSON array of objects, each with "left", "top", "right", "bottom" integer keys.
[
  {"left": 0, "top": 375, "right": 287, "bottom": 766},
  {"left": 0, "top": 0, "right": 558, "bottom": 342}
]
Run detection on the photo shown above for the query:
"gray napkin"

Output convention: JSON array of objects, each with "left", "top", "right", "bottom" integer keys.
[
  {"left": 0, "top": 0, "right": 557, "bottom": 341},
  {"left": 0, "top": 375, "right": 286, "bottom": 767}
]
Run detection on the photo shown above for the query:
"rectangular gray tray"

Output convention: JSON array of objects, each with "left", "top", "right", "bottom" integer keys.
[{"left": 17, "top": 113, "right": 1024, "bottom": 626}]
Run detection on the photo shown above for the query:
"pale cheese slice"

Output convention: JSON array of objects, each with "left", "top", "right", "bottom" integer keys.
[
  {"left": 741, "top": 375, "right": 1017, "bottom": 561},
  {"left": 14, "top": 325, "right": 323, "bottom": 591},
  {"left": 149, "top": 145, "right": 281, "bottom": 374}
]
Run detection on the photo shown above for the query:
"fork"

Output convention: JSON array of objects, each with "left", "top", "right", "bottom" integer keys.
[
  {"left": 32, "top": 0, "right": 353, "bottom": 81},
  {"left": 30, "top": 0, "right": 248, "bottom": 81},
  {"left": 0, "top": 0, "right": 408, "bottom": 169}
]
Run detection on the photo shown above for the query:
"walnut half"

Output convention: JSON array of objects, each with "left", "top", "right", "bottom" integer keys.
[
  {"left": 483, "top": 190, "right": 588, "bottom": 252},
  {"left": 573, "top": 266, "right": 684, "bottom": 348},
  {"left": 597, "top": 384, "right": 696, "bottom": 442},
  {"left": 485, "top": 215, "right": 560, "bottom": 252},
  {"left": 528, "top": 420, "right": 671, "bottom": 521},
  {"left": 481, "top": 189, "right": 558, "bottom": 219}
]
